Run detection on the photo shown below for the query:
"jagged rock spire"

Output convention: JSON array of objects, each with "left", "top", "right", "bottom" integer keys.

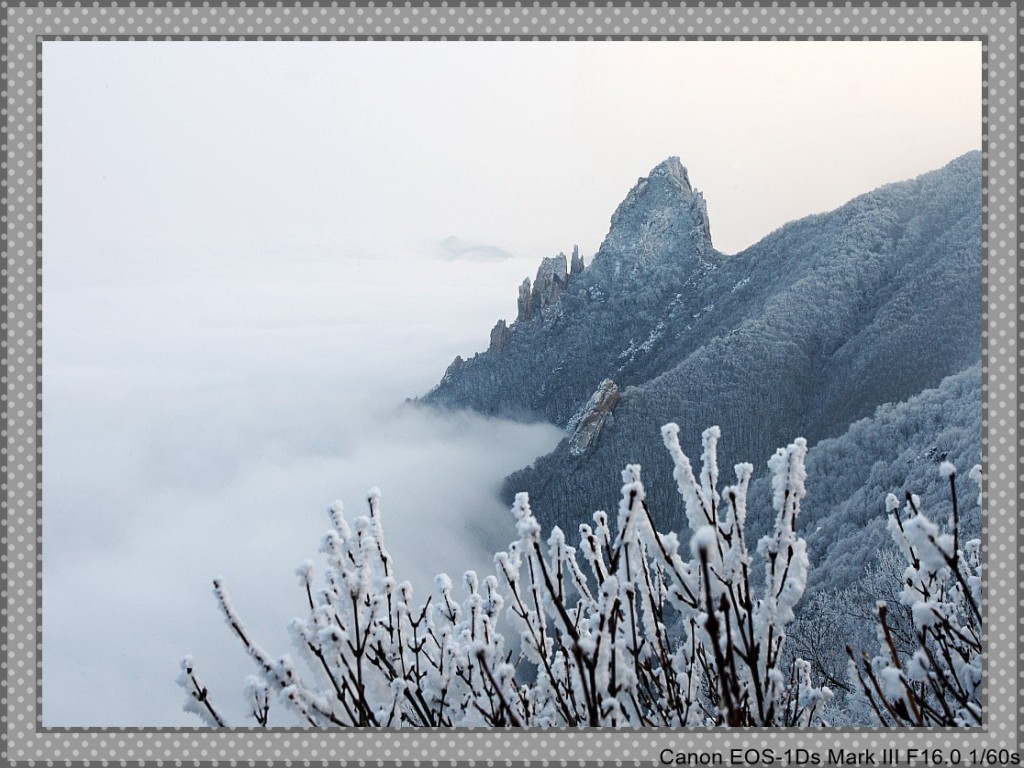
[
  {"left": 488, "top": 319, "right": 511, "bottom": 353},
  {"left": 601, "top": 156, "right": 714, "bottom": 269},
  {"left": 517, "top": 278, "right": 534, "bottom": 323},
  {"left": 531, "top": 253, "right": 568, "bottom": 314},
  {"left": 515, "top": 247, "right": 584, "bottom": 324},
  {"left": 570, "top": 244, "right": 584, "bottom": 276}
]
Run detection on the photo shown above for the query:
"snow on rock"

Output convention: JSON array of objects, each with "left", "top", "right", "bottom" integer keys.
[
  {"left": 567, "top": 379, "right": 620, "bottom": 456},
  {"left": 488, "top": 318, "right": 512, "bottom": 353},
  {"left": 512, "top": 246, "right": 585, "bottom": 325},
  {"left": 439, "top": 354, "right": 466, "bottom": 385},
  {"left": 531, "top": 253, "right": 569, "bottom": 315},
  {"left": 605, "top": 156, "right": 713, "bottom": 265}
]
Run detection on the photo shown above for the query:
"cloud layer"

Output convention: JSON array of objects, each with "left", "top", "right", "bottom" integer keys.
[{"left": 42, "top": 246, "right": 562, "bottom": 726}]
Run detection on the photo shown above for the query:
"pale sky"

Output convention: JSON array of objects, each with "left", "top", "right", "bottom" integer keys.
[
  {"left": 41, "top": 40, "right": 981, "bottom": 727},
  {"left": 44, "top": 40, "right": 981, "bottom": 261}
]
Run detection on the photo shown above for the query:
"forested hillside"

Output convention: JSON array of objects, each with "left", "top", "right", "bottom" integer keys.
[{"left": 424, "top": 152, "right": 982, "bottom": 539}]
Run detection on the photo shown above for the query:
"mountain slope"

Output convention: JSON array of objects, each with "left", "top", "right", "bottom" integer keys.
[
  {"left": 752, "top": 362, "right": 982, "bottom": 598},
  {"left": 423, "top": 152, "right": 982, "bottom": 531}
]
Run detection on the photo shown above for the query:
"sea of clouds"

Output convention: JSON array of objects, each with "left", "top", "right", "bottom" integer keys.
[{"left": 42, "top": 243, "right": 563, "bottom": 726}]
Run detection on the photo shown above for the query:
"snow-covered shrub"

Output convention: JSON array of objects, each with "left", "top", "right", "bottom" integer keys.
[
  {"left": 179, "top": 425, "right": 831, "bottom": 727},
  {"left": 176, "top": 655, "right": 226, "bottom": 727},
  {"left": 847, "top": 462, "right": 983, "bottom": 726}
]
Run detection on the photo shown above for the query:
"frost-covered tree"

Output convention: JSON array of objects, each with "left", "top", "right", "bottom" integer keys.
[
  {"left": 784, "top": 549, "right": 919, "bottom": 726},
  {"left": 178, "top": 425, "right": 833, "bottom": 727},
  {"left": 847, "top": 462, "right": 983, "bottom": 727}
]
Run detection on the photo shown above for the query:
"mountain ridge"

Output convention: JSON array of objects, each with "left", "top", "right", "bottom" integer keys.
[{"left": 423, "top": 151, "right": 982, "bottom": 532}]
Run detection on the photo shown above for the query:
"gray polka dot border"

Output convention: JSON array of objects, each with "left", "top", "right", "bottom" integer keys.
[{"left": 2, "top": 2, "right": 1019, "bottom": 765}]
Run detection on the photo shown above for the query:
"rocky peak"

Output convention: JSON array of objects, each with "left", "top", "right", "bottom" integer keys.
[
  {"left": 600, "top": 156, "right": 714, "bottom": 271},
  {"left": 651, "top": 155, "right": 692, "bottom": 188}
]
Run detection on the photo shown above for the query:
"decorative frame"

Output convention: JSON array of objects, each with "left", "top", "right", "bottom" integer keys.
[{"left": 3, "top": 2, "right": 1019, "bottom": 764}]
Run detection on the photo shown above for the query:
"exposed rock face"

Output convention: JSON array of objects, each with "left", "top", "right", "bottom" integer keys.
[
  {"left": 531, "top": 253, "right": 569, "bottom": 315},
  {"left": 516, "top": 248, "right": 582, "bottom": 324},
  {"left": 603, "top": 156, "right": 713, "bottom": 269},
  {"left": 568, "top": 379, "right": 620, "bottom": 456},
  {"left": 692, "top": 191, "right": 712, "bottom": 257},
  {"left": 516, "top": 278, "right": 534, "bottom": 323},
  {"left": 439, "top": 355, "right": 465, "bottom": 385},
  {"left": 570, "top": 244, "right": 584, "bottom": 277},
  {"left": 488, "top": 319, "right": 511, "bottom": 353}
]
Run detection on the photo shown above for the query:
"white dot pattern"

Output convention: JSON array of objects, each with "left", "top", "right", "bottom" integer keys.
[{"left": 2, "top": 1, "right": 1019, "bottom": 763}]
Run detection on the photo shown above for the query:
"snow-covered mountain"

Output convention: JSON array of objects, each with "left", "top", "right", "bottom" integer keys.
[{"left": 422, "top": 153, "right": 982, "bottom": 540}]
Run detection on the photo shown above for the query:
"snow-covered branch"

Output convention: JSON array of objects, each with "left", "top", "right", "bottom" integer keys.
[
  {"left": 178, "top": 426, "right": 844, "bottom": 727},
  {"left": 848, "top": 463, "right": 983, "bottom": 727}
]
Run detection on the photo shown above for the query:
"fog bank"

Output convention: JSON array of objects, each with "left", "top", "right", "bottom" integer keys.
[{"left": 42, "top": 245, "right": 563, "bottom": 726}]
